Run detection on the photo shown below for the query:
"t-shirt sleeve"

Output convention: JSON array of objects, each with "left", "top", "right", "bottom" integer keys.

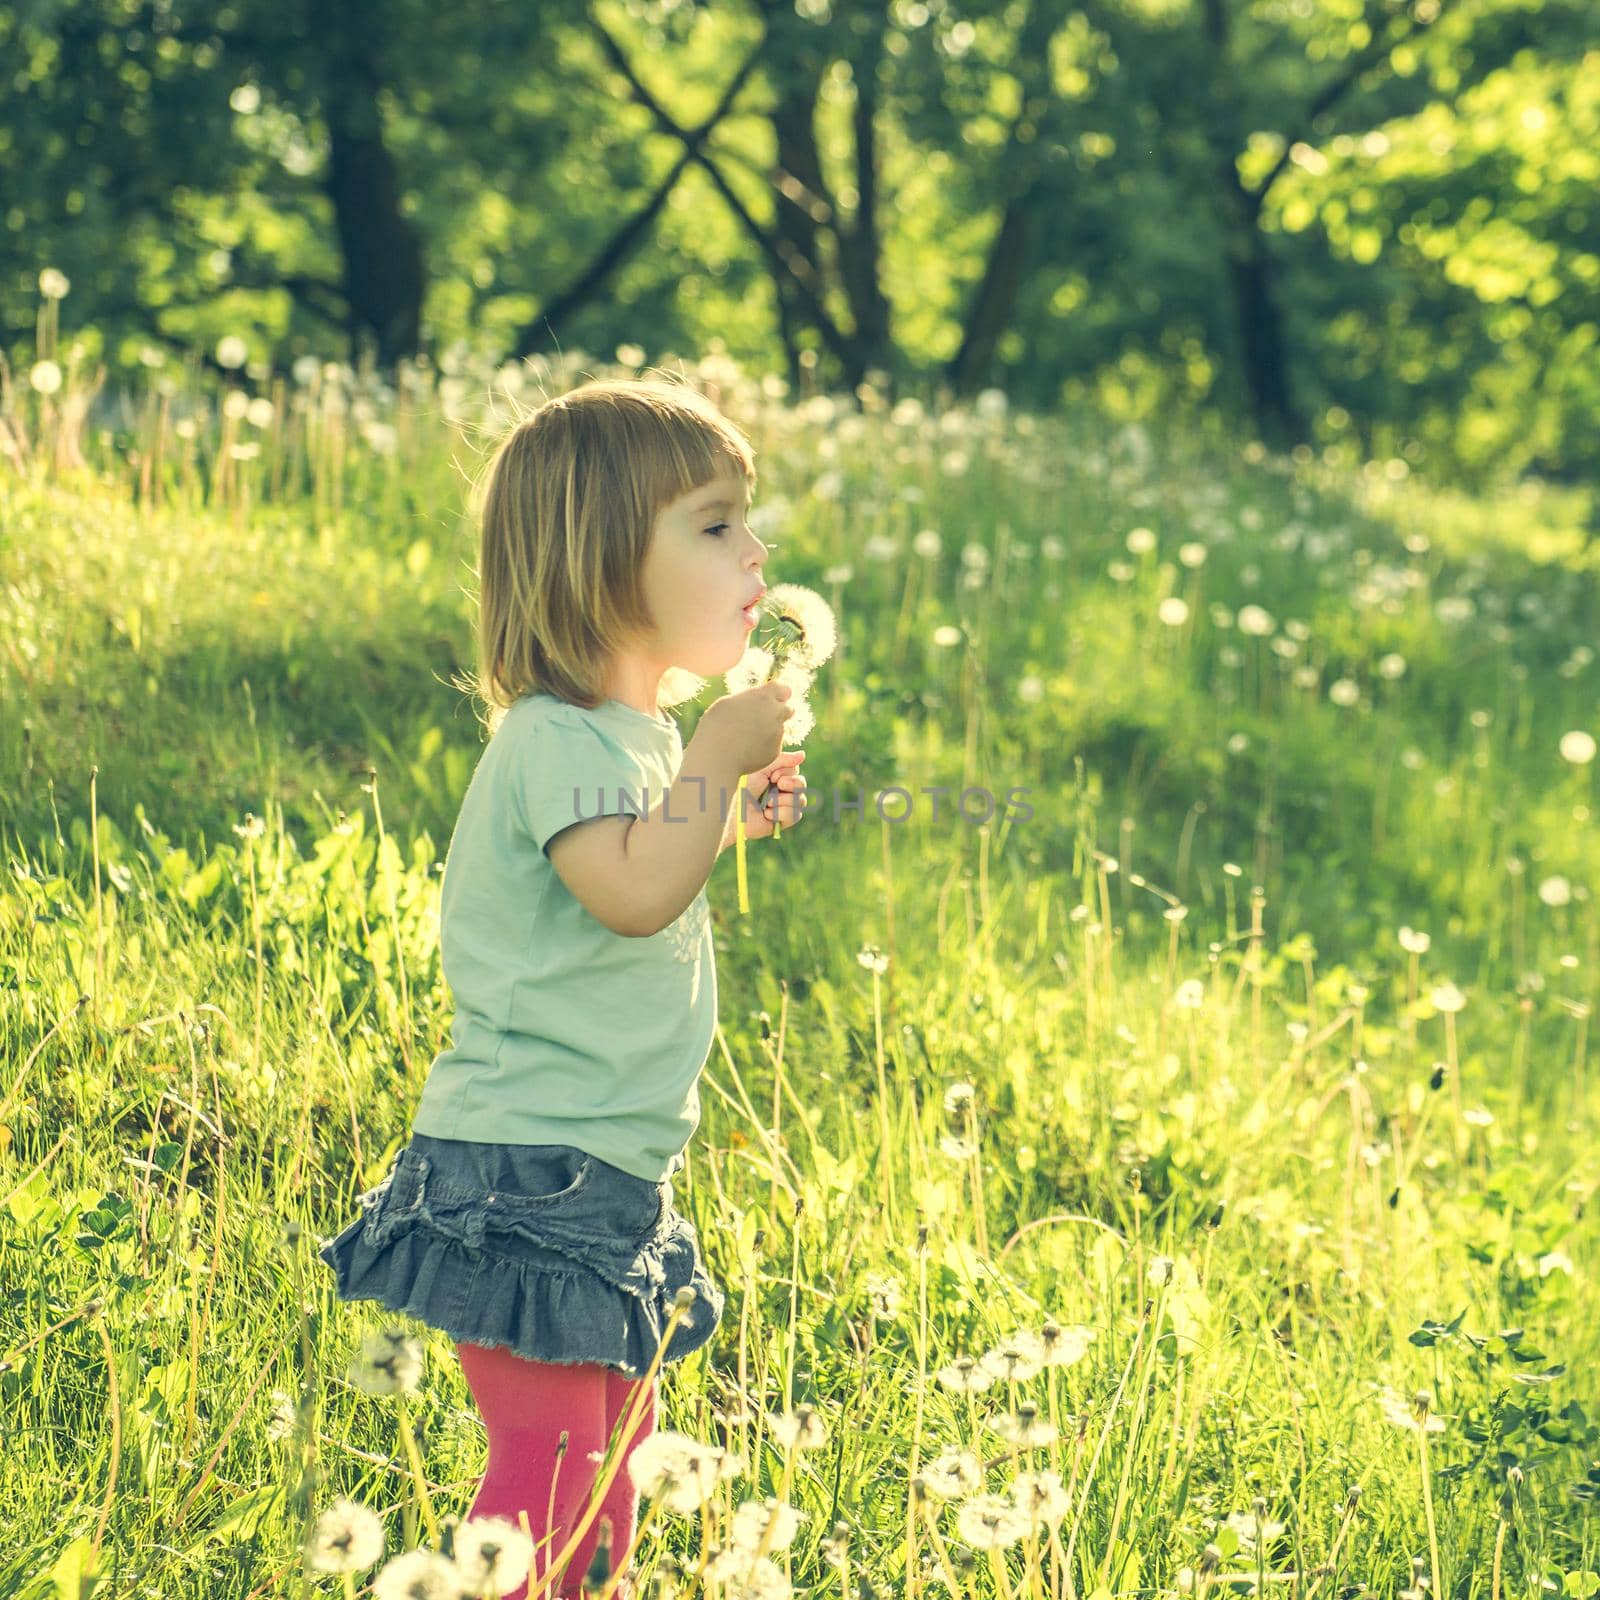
[{"left": 509, "top": 707, "right": 652, "bottom": 856}]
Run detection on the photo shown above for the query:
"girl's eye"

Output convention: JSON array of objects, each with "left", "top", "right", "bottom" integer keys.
[{"left": 705, "top": 523, "right": 728, "bottom": 538}]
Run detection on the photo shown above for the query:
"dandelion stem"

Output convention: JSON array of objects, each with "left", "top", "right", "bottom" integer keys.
[
  {"left": 736, "top": 772, "right": 751, "bottom": 915},
  {"left": 394, "top": 1394, "right": 441, "bottom": 1548},
  {"left": 1418, "top": 1421, "right": 1444, "bottom": 1600}
]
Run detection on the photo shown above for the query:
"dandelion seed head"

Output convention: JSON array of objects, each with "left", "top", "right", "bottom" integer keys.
[
  {"left": 306, "top": 1497, "right": 385, "bottom": 1574},
  {"left": 348, "top": 1326, "right": 423, "bottom": 1395},
  {"left": 370, "top": 1547, "right": 461, "bottom": 1600},
  {"left": 453, "top": 1515, "right": 535, "bottom": 1595}
]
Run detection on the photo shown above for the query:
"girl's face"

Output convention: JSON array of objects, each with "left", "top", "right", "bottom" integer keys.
[{"left": 636, "top": 471, "right": 769, "bottom": 679}]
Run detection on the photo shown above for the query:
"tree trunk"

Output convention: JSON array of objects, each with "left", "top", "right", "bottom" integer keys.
[{"left": 322, "top": 10, "right": 425, "bottom": 369}]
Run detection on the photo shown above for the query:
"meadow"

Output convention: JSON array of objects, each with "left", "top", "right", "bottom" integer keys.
[{"left": 1, "top": 350, "right": 1597, "bottom": 1598}]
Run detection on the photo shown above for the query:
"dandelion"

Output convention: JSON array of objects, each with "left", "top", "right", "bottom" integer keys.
[
  {"left": 980, "top": 1335, "right": 1045, "bottom": 1384},
  {"left": 932, "top": 624, "right": 963, "bottom": 647},
  {"left": 1018, "top": 674, "right": 1044, "bottom": 703},
  {"left": 955, "top": 1493, "right": 1031, "bottom": 1550},
  {"left": 1430, "top": 982, "right": 1467, "bottom": 1013},
  {"left": 823, "top": 562, "right": 854, "bottom": 584},
  {"left": 919, "top": 1448, "right": 985, "bottom": 1500},
  {"left": 305, "top": 1497, "right": 385, "bottom": 1574},
  {"left": 1223, "top": 1505, "right": 1286, "bottom": 1547},
  {"left": 1328, "top": 678, "right": 1360, "bottom": 707},
  {"left": 1173, "top": 979, "right": 1204, "bottom": 1010},
  {"left": 1012, "top": 1469, "right": 1072, "bottom": 1528},
  {"left": 1158, "top": 597, "right": 1190, "bottom": 626},
  {"left": 938, "top": 1134, "right": 979, "bottom": 1161},
  {"left": 1178, "top": 541, "right": 1208, "bottom": 568},
  {"left": 1463, "top": 1107, "right": 1494, "bottom": 1127},
  {"left": 1539, "top": 1249, "right": 1574, "bottom": 1276},
  {"left": 348, "top": 1326, "right": 423, "bottom": 1395},
  {"left": 1147, "top": 1255, "right": 1175, "bottom": 1286},
  {"left": 1037, "top": 1321, "right": 1095, "bottom": 1367},
  {"left": 39, "top": 267, "right": 71, "bottom": 299},
  {"left": 371, "top": 1548, "right": 461, "bottom": 1600},
  {"left": 864, "top": 1272, "right": 905, "bottom": 1321},
  {"left": 216, "top": 335, "right": 249, "bottom": 370},
  {"left": 1539, "top": 875, "right": 1573, "bottom": 908},
  {"left": 935, "top": 1357, "right": 996, "bottom": 1395},
  {"left": 1126, "top": 527, "right": 1157, "bottom": 555},
  {"left": 453, "top": 1515, "right": 535, "bottom": 1596},
  {"left": 857, "top": 944, "right": 890, "bottom": 974},
  {"left": 1040, "top": 536, "right": 1065, "bottom": 560},
  {"left": 1378, "top": 1385, "right": 1446, "bottom": 1434},
  {"left": 865, "top": 532, "right": 900, "bottom": 562},
  {"left": 709, "top": 1554, "right": 792, "bottom": 1600},
  {"left": 913, "top": 529, "right": 943, "bottom": 559},
  {"left": 769, "top": 1404, "right": 827, "bottom": 1451},
  {"left": 29, "top": 360, "right": 62, "bottom": 395},
  {"left": 1378, "top": 652, "right": 1407, "bottom": 680},
  {"left": 1107, "top": 559, "right": 1135, "bottom": 583},
  {"left": 627, "top": 1430, "right": 725, "bottom": 1513},
  {"left": 961, "top": 542, "right": 991, "bottom": 570},
  {"left": 820, "top": 1521, "right": 851, "bottom": 1569},
  {"left": 1236, "top": 605, "right": 1275, "bottom": 637},
  {"left": 729, "top": 1498, "right": 808, "bottom": 1553},
  {"left": 1560, "top": 730, "right": 1596, "bottom": 765},
  {"left": 990, "top": 1404, "right": 1058, "bottom": 1449},
  {"left": 1398, "top": 926, "right": 1431, "bottom": 954},
  {"left": 266, "top": 1386, "right": 299, "bottom": 1443},
  {"left": 942, "top": 1082, "right": 976, "bottom": 1115}
]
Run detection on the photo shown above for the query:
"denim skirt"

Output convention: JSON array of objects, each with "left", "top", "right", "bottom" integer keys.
[{"left": 317, "top": 1133, "right": 725, "bottom": 1381}]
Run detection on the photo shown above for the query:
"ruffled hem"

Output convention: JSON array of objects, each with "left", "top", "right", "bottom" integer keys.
[{"left": 317, "top": 1205, "right": 724, "bottom": 1381}]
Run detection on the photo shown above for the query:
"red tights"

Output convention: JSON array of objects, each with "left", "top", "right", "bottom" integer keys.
[{"left": 455, "top": 1341, "right": 659, "bottom": 1600}]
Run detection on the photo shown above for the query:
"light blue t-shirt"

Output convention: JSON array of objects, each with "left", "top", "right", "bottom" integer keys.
[{"left": 410, "top": 691, "right": 717, "bottom": 1182}]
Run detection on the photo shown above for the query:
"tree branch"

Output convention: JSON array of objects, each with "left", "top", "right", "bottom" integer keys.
[{"left": 587, "top": 13, "right": 858, "bottom": 370}]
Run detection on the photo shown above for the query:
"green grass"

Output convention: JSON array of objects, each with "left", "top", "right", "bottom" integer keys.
[{"left": 2, "top": 367, "right": 1598, "bottom": 1599}]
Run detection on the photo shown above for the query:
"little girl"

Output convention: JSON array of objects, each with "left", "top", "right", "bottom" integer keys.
[{"left": 318, "top": 376, "right": 807, "bottom": 1598}]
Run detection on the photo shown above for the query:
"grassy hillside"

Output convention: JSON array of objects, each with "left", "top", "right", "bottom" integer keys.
[{"left": 2, "top": 370, "right": 1597, "bottom": 1597}]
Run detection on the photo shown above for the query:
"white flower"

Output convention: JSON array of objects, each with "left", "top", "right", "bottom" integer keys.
[
  {"left": 939, "top": 1134, "right": 978, "bottom": 1161},
  {"left": 707, "top": 1553, "right": 792, "bottom": 1600},
  {"left": 1173, "top": 979, "right": 1204, "bottom": 1010},
  {"left": 1430, "top": 982, "right": 1467, "bottom": 1014},
  {"left": 1147, "top": 1254, "right": 1175, "bottom": 1287},
  {"left": 1158, "top": 597, "right": 1190, "bottom": 627},
  {"left": 942, "top": 1081, "right": 976, "bottom": 1115},
  {"left": 864, "top": 1272, "right": 904, "bottom": 1321},
  {"left": 856, "top": 944, "right": 889, "bottom": 974},
  {"left": 932, "top": 625, "right": 964, "bottom": 648},
  {"left": 955, "top": 1492, "right": 1031, "bottom": 1550},
  {"left": 913, "top": 529, "right": 943, "bottom": 559},
  {"left": 725, "top": 645, "right": 775, "bottom": 696},
  {"left": 865, "top": 532, "right": 900, "bottom": 562},
  {"left": 980, "top": 1335, "right": 1045, "bottom": 1383},
  {"left": 1539, "top": 875, "right": 1573, "bottom": 908},
  {"left": 626, "top": 1430, "right": 725, "bottom": 1512},
  {"left": 1037, "top": 1321, "right": 1095, "bottom": 1367},
  {"left": 990, "top": 1406, "right": 1057, "bottom": 1448},
  {"left": 1538, "top": 1249, "right": 1574, "bottom": 1277},
  {"left": 29, "top": 360, "right": 62, "bottom": 395},
  {"left": 1236, "top": 605, "right": 1275, "bottom": 637},
  {"left": 1377, "top": 653, "right": 1407, "bottom": 680},
  {"left": 976, "top": 387, "right": 1008, "bottom": 419},
  {"left": 371, "top": 1548, "right": 461, "bottom": 1600},
  {"left": 216, "top": 334, "right": 249, "bottom": 370},
  {"left": 1378, "top": 1385, "right": 1447, "bottom": 1433},
  {"left": 961, "top": 541, "right": 991, "bottom": 570},
  {"left": 729, "top": 1497, "right": 808, "bottom": 1553},
  {"left": 1328, "top": 678, "right": 1360, "bottom": 707},
  {"left": 918, "top": 1448, "right": 985, "bottom": 1500},
  {"left": 1559, "top": 730, "right": 1596, "bottom": 765},
  {"left": 1018, "top": 673, "right": 1044, "bottom": 703},
  {"left": 348, "top": 1326, "right": 423, "bottom": 1395},
  {"left": 1126, "top": 527, "right": 1157, "bottom": 556},
  {"left": 38, "top": 267, "right": 71, "bottom": 299},
  {"left": 1178, "top": 541, "right": 1208, "bottom": 568},
  {"left": 453, "top": 1515, "right": 535, "bottom": 1596},
  {"left": 761, "top": 582, "right": 837, "bottom": 669},
  {"left": 935, "top": 1357, "right": 995, "bottom": 1394},
  {"left": 769, "top": 1404, "right": 827, "bottom": 1451},
  {"left": 1463, "top": 1107, "right": 1494, "bottom": 1127},
  {"left": 305, "top": 1497, "right": 385, "bottom": 1573},
  {"left": 1040, "top": 536, "right": 1065, "bottom": 560},
  {"left": 1012, "top": 1469, "right": 1072, "bottom": 1528},
  {"left": 1397, "top": 926, "right": 1431, "bottom": 955},
  {"left": 1223, "top": 1507, "right": 1286, "bottom": 1546}
]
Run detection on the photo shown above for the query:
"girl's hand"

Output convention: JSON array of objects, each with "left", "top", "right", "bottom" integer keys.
[{"left": 733, "top": 751, "right": 806, "bottom": 843}]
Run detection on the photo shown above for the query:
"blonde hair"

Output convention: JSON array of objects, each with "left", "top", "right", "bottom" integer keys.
[{"left": 459, "top": 374, "right": 758, "bottom": 737}]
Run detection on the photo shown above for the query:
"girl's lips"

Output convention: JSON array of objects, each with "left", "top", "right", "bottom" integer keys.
[{"left": 740, "top": 602, "right": 760, "bottom": 628}]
